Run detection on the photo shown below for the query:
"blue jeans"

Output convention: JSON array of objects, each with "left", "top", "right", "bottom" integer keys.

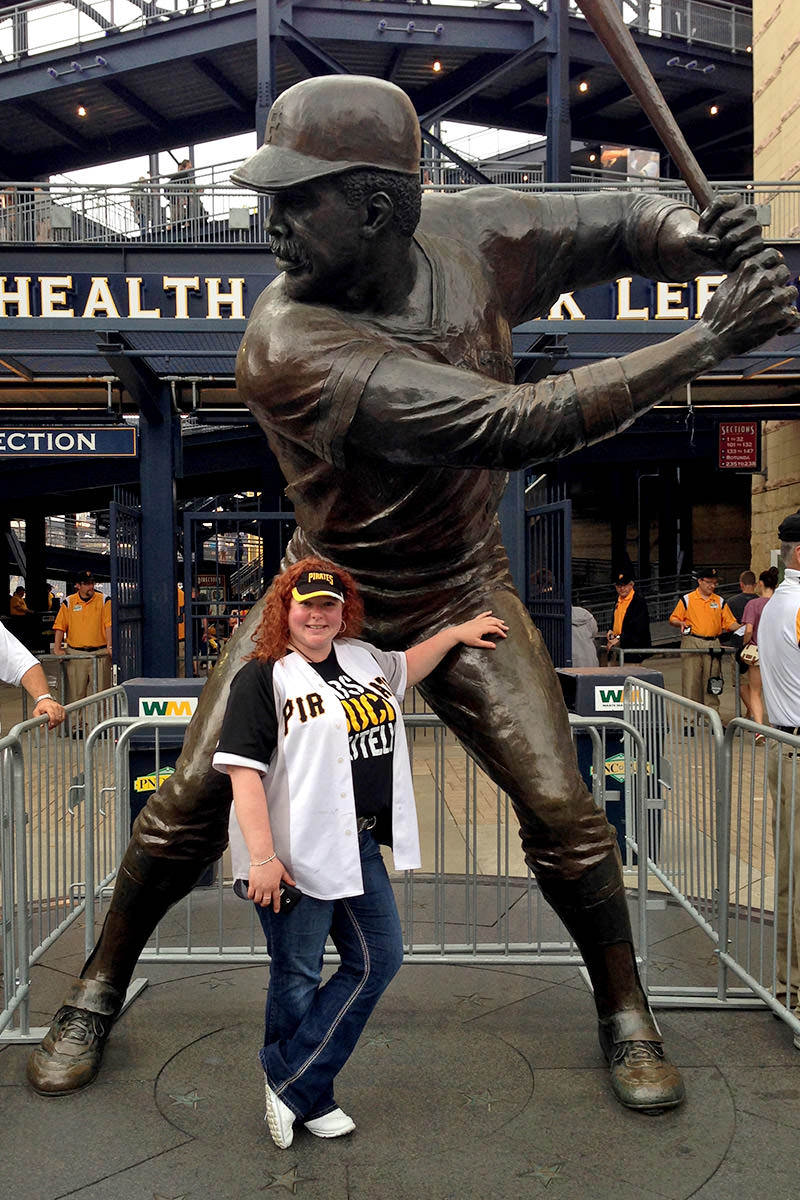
[{"left": 255, "top": 830, "right": 403, "bottom": 1120}]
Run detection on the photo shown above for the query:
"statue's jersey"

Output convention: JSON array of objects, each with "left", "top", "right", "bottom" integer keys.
[{"left": 236, "top": 187, "right": 686, "bottom": 643}]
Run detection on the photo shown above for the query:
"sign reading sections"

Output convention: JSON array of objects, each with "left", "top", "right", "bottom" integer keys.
[
  {"left": 718, "top": 421, "right": 760, "bottom": 471},
  {"left": 0, "top": 426, "right": 137, "bottom": 457}
]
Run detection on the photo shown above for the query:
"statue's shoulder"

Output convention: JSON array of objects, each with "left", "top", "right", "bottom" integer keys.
[{"left": 420, "top": 186, "right": 553, "bottom": 258}]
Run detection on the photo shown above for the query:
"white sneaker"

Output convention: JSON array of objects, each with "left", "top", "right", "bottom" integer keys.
[
  {"left": 303, "top": 1107, "right": 356, "bottom": 1139},
  {"left": 264, "top": 1079, "right": 295, "bottom": 1149}
]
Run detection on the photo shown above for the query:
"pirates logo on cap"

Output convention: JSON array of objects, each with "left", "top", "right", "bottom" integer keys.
[{"left": 291, "top": 569, "right": 345, "bottom": 603}]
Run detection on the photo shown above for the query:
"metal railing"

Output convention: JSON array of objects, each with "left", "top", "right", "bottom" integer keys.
[
  {"left": 625, "top": 679, "right": 800, "bottom": 1045},
  {"left": 0, "top": 0, "right": 752, "bottom": 70},
  {"left": 0, "top": 0, "right": 246, "bottom": 67},
  {"left": 0, "top": 706, "right": 650, "bottom": 1040},
  {"left": 4, "top": 683, "right": 799, "bottom": 1051},
  {"left": 3, "top": 177, "right": 798, "bottom": 247},
  {"left": 0, "top": 686, "right": 126, "bottom": 1041}
]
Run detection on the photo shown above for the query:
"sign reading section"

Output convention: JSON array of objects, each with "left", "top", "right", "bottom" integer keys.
[
  {"left": 718, "top": 421, "right": 760, "bottom": 471},
  {"left": 0, "top": 426, "right": 137, "bottom": 457}
]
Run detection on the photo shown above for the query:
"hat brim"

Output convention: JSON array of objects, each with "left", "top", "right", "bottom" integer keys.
[
  {"left": 291, "top": 586, "right": 344, "bottom": 604},
  {"left": 231, "top": 143, "right": 418, "bottom": 193}
]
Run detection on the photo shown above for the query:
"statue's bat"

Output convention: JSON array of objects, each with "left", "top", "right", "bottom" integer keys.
[{"left": 573, "top": 0, "right": 714, "bottom": 210}]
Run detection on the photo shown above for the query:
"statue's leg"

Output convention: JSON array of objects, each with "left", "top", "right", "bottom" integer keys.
[
  {"left": 27, "top": 602, "right": 263, "bottom": 1096},
  {"left": 417, "top": 587, "right": 684, "bottom": 1112}
]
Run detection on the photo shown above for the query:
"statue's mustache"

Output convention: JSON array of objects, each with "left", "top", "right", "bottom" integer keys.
[{"left": 269, "top": 236, "right": 309, "bottom": 267}]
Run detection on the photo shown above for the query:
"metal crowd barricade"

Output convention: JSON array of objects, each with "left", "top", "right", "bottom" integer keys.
[
  {"left": 624, "top": 679, "right": 800, "bottom": 1047},
  {"left": 83, "top": 713, "right": 647, "bottom": 975},
  {"left": 618, "top": 643, "right": 743, "bottom": 715},
  {"left": 0, "top": 686, "right": 126, "bottom": 1043},
  {"left": 16, "top": 651, "right": 103, "bottom": 723},
  {"left": 720, "top": 719, "right": 800, "bottom": 1038}
]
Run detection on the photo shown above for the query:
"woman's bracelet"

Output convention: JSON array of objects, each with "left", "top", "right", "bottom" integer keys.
[{"left": 250, "top": 853, "right": 277, "bottom": 867}]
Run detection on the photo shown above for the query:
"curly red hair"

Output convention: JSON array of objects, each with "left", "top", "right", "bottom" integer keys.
[{"left": 249, "top": 556, "right": 364, "bottom": 662}]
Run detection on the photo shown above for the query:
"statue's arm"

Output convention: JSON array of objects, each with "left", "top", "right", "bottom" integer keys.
[
  {"left": 461, "top": 188, "right": 766, "bottom": 325},
  {"left": 344, "top": 250, "right": 796, "bottom": 471}
]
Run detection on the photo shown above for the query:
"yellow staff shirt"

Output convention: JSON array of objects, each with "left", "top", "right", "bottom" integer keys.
[
  {"left": 669, "top": 589, "right": 739, "bottom": 637},
  {"left": 53, "top": 592, "right": 111, "bottom": 648}
]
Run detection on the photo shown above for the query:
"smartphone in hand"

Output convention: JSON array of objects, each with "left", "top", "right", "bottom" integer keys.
[{"left": 278, "top": 882, "right": 303, "bottom": 914}]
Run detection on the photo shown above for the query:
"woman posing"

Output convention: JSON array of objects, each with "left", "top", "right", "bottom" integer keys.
[{"left": 212, "top": 557, "right": 507, "bottom": 1149}]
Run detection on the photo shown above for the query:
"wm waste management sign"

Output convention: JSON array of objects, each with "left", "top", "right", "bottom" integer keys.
[
  {"left": 137, "top": 696, "right": 198, "bottom": 718},
  {"left": 594, "top": 684, "right": 650, "bottom": 712},
  {"left": 0, "top": 427, "right": 137, "bottom": 457}
]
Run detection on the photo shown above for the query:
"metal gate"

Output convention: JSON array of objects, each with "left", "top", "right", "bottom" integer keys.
[
  {"left": 526, "top": 491, "right": 572, "bottom": 667},
  {"left": 110, "top": 489, "right": 143, "bottom": 683},
  {"left": 182, "top": 509, "right": 295, "bottom": 677}
]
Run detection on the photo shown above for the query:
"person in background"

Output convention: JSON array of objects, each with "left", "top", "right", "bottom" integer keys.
[
  {"left": 727, "top": 570, "right": 757, "bottom": 624},
  {"left": 741, "top": 567, "right": 779, "bottom": 734},
  {"left": 606, "top": 566, "right": 652, "bottom": 665},
  {"left": 571, "top": 605, "right": 599, "bottom": 667},
  {"left": 52, "top": 570, "right": 112, "bottom": 704},
  {"left": 669, "top": 567, "right": 740, "bottom": 709},
  {"left": 757, "top": 512, "right": 800, "bottom": 1037},
  {"left": 10, "top": 585, "right": 29, "bottom": 616},
  {"left": 212, "top": 558, "right": 507, "bottom": 1148},
  {"left": 723, "top": 568, "right": 758, "bottom": 705},
  {"left": 0, "top": 619, "right": 65, "bottom": 729}
]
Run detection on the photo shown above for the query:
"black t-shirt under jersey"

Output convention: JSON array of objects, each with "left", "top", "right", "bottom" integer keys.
[{"left": 216, "top": 648, "right": 396, "bottom": 818}]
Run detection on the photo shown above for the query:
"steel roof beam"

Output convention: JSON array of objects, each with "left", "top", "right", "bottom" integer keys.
[
  {"left": 15, "top": 98, "right": 91, "bottom": 152},
  {"left": 419, "top": 40, "right": 547, "bottom": 126},
  {"left": 278, "top": 19, "right": 350, "bottom": 78},
  {"left": 193, "top": 56, "right": 251, "bottom": 113},
  {"left": 103, "top": 78, "right": 169, "bottom": 132},
  {"left": 97, "top": 329, "right": 163, "bottom": 424}
]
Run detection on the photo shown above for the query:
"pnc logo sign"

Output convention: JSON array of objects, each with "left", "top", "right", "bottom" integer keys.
[{"left": 138, "top": 697, "right": 198, "bottom": 718}]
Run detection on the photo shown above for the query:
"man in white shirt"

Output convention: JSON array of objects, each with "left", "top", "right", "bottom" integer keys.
[
  {"left": 0, "top": 620, "right": 65, "bottom": 729},
  {"left": 757, "top": 509, "right": 800, "bottom": 1037}
]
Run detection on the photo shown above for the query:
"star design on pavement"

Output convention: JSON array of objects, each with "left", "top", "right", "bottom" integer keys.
[
  {"left": 453, "top": 992, "right": 490, "bottom": 1008},
  {"left": 206, "top": 977, "right": 234, "bottom": 989},
  {"left": 517, "top": 1162, "right": 566, "bottom": 1187},
  {"left": 260, "top": 1165, "right": 317, "bottom": 1194},
  {"left": 461, "top": 1089, "right": 501, "bottom": 1112},
  {"left": 361, "top": 1033, "right": 392, "bottom": 1050},
  {"left": 169, "top": 1089, "right": 203, "bottom": 1109}
]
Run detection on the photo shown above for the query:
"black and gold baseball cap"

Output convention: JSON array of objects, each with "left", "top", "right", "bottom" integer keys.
[{"left": 291, "top": 569, "right": 345, "bottom": 603}]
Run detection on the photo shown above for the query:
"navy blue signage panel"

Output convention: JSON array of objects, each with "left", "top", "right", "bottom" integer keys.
[{"left": 0, "top": 426, "right": 137, "bottom": 457}]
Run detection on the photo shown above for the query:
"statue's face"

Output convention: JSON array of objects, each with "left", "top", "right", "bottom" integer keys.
[{"left": 267, "top": 179, "right": 364, "bottom": 304}]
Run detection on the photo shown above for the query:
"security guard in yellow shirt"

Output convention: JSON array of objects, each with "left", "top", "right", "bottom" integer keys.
[
  {"left": 53, "top": 570, "right": 112, "bottom": 704},
  {"left": 669, "top": 567, "right": 740, "bottom": 709}
]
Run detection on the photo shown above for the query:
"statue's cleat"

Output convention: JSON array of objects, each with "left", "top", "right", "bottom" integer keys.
[
  {"left": 599, "top": 1013, "right": 685, "bottom": 1113},
  {"left": 26, "top": 980, "right": 122, "bottom": 1096}
]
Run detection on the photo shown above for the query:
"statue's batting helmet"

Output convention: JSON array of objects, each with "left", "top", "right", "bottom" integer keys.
[{"left": 231, "top": 76, "right": 421, "bottom": 192}]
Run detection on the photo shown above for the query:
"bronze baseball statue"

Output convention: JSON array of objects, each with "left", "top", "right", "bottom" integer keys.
[{"left": 28, "top": 75, "right": 797, "bottom": 1114}]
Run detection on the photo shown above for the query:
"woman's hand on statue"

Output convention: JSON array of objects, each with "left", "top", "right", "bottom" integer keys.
[{"left": 452, "top": 611, "right": 509, "bottom": 649}]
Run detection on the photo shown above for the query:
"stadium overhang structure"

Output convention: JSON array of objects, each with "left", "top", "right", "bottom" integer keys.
[{"left": 0, "top": 0, "right": 755, "bottom": 182}]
